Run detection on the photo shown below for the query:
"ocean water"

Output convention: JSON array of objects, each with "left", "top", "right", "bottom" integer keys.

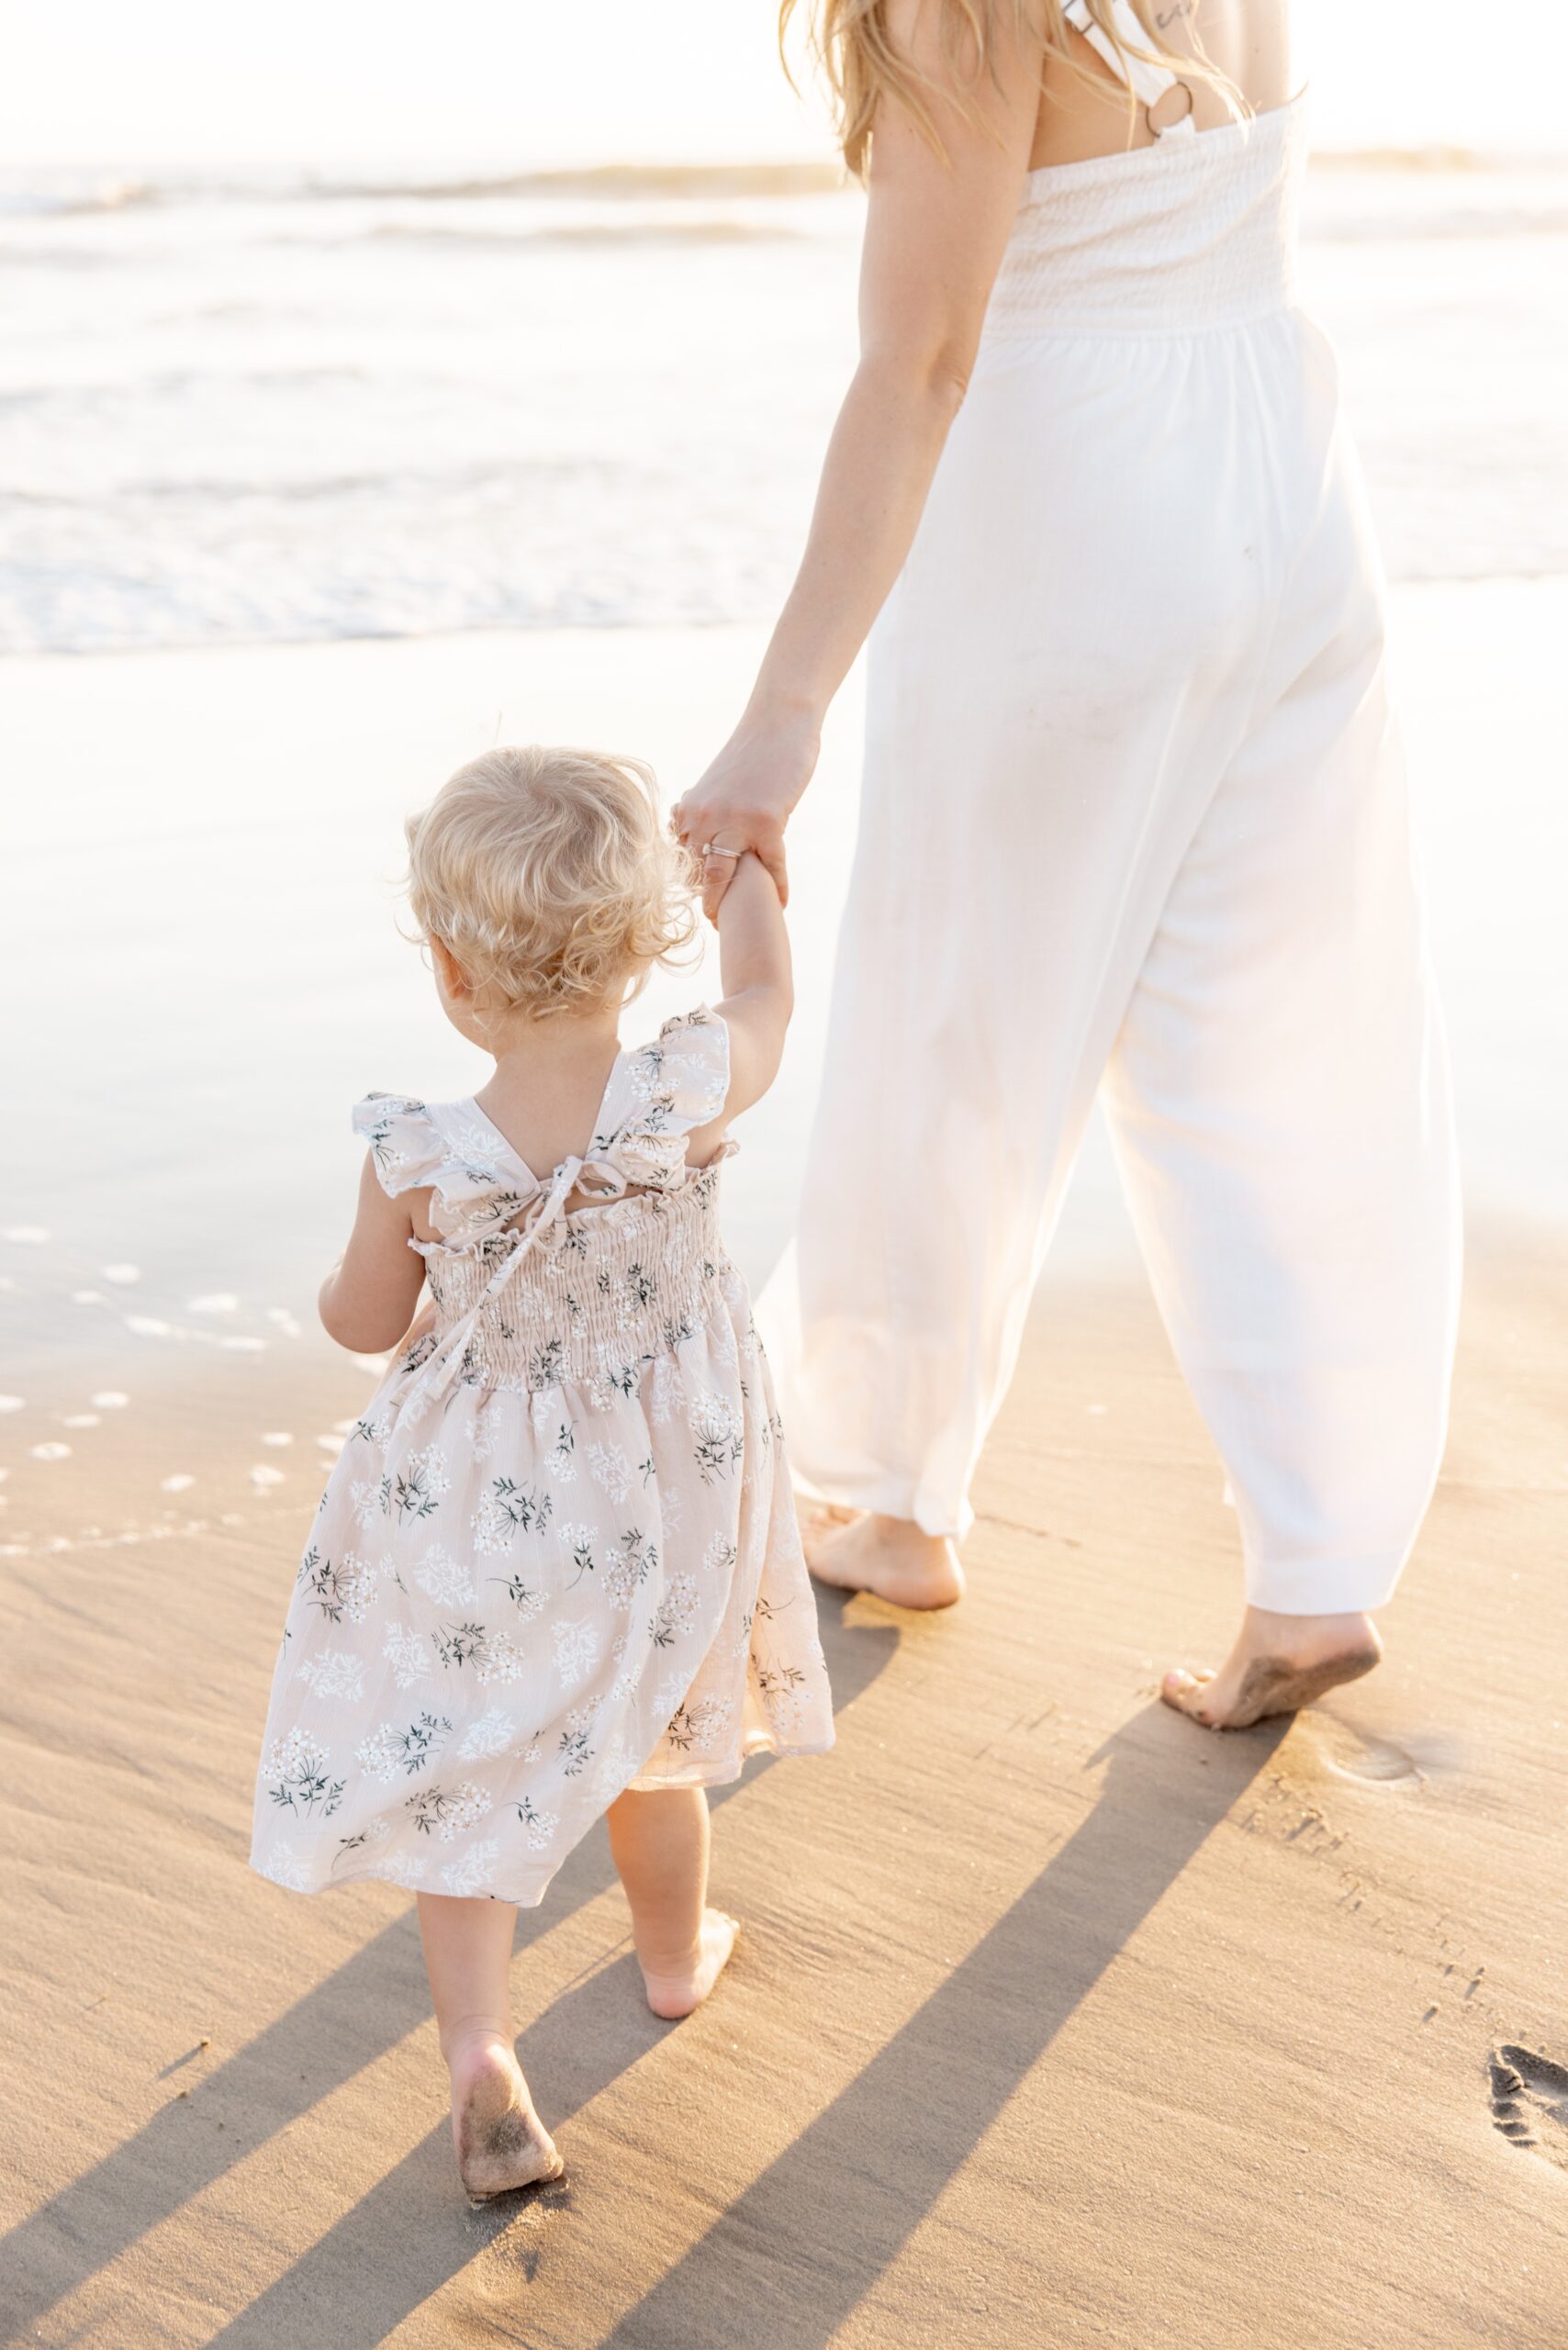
[{"left": 3, "top": 149, "right": 1566, "bottom": 656}]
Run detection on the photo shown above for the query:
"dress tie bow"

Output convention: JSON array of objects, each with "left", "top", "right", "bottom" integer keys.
[{"left": 408, "top": 1153, "right": 625, "bottom": 1408}]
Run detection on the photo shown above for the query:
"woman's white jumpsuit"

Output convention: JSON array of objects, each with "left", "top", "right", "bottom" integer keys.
[{"left": 763, "top": 96, "right": 1461, "bottom": 1613}]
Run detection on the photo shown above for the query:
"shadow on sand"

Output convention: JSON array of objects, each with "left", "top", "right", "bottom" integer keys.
[
  {"left": 210, "top": 1701, "right": 1281, "bottom": 2349},
  {"left": 0, "top": 1590, "right": 898, "bottom": 2344},
  {"left": 593, "top": 1703, "right": 1289, "bottom": 2349},
  {"left": 4, "top": 1606, "right": 1285, "bottom": 2350}
]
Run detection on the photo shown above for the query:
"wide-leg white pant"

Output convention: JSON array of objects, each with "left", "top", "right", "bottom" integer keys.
[{"left": 764, "top": 296, "right": 1461, "bottom": 1612}]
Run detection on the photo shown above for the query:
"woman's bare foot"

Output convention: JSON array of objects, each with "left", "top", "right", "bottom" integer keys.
[
  {"left": 1162, "top": 1606, "right": 1383, "bottom": 1730},
  {"left": 446, "top": 2029, "right": 563, "bottom": 2204},
  {"left": 802, "top": 1507, "right": 964, "bottom": 1610},
  {"left": 639, "top": 1908, "right": 740, "bottom": 2020}
]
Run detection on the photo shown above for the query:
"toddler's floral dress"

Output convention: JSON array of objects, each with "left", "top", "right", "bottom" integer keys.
[{"left": 251, "top": 1008, "right": 834, "bottom": 1904}]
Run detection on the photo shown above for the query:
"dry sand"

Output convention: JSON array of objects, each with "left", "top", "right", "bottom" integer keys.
[{"left": 3, "top": 595, "right": 1567, "bottom": 2346}]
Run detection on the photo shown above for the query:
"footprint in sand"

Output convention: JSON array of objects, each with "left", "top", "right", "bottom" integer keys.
[
  {"left": 1490, "top": 2046, "right": 1568, "bottom": 2167},
  {"left": 1296, "top": 1713, "right": 1425, "bottom": 1786}
]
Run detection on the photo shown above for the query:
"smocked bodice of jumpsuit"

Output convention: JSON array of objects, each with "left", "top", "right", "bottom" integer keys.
[{"left": 763, "top": 86, "right": 1461, "bottom": 1615}]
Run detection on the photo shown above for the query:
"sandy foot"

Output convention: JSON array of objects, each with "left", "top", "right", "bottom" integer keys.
[
  {"left": 641, "top": 1908, "right": 741, "bottom": 2021},
  {"left": 1162, "top": 1608, "right": 1383, "bottom": 1730},
  {"left": 449, "top": 2035, "right": 564, "bottom": 2205},
  {"left": 802, "top": 1508, "right": 964, "bottom": 1611}
]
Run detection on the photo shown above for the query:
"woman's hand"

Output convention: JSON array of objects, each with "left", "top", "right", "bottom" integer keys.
[{"left": 672, "top": 700, "right": 821, "bottom": 920}]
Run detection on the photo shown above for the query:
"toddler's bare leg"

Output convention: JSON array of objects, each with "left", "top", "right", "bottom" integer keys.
[
  {"left": 417, "top": 1892, "right": 563, "bottom": 2201},
  {"left": 606, "top": 1785, "right": 739, "bottom": 2020}
]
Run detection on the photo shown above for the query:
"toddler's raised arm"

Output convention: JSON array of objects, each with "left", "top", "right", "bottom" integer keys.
[{"left": 711, "top": 850, "right": 793, "bottom": 1123}]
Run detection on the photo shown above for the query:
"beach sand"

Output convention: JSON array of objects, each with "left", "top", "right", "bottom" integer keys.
[{"left": 2, "top": 594, "right": 1566, "bottom": 2345}]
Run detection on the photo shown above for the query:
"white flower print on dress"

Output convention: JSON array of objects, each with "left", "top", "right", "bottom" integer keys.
[
  {"left": 413, "top": 1546, "right": 476, "bottom": 1607},
  {"left": 430, "top": 1621, "right": 528, "bottom": 1685},
  {"left": 652, "top": 1670, "right": 689, "bottom": 1721},
  {"left": 440, "top": 1836, "right": 500, "bottom": 1897},
  {"left": 388, "top": 1444, "right": 451, "bottom": 1525},
  {"left": 649, "top": 1350, "right": 685, "bottom": 1427},
  {"left": 457, "top": 1706, "right": 518, "bottom": 1761},
  {"left": 701, "top": 1532, "right": 738, "bottom": 1578},
  {"left": 405, "top": 1780, "right": 493, "bottom": 1842},
  {"left": 348, "top": 1406, "right": 393, "bottom": 1449},
  {"left": 469, "top": 1394, "right": 507, "bottom": 1465},
  {"left": 357, "top": 1711, "right": 453, "bottom": 1784},
  {"left": 588, "top": 1441, "right": 633, "bottom": 1505},
  {"left": 472, "top": 1475, "right": 552, "bottom": 1553},
  {"left": 297, "top": 1546, "right": 380, "bottom": 1626},
  {"left": 257, "top": 1841, "right": 311, "bottom": 1892},
  {"left": 689, "top": 1388, "right": 744, "bottom": 1484},
  {"left": 649, "top": 1574, "right": 699, "bottom": 1649},
  {"left": 756, "top": 1657, "right": 811, "bottom": 1735},
  {"left": 350, "top": 1477, "right": 390, "bottom": 1533},
  {"left": 590, "top": 1735, "right": 640, "bottom": 1805},
  {"left": 486, "top": 1566, "right": 547, "bottom": 1624},
  {"left": 516, "top": 1796, "right": 558, "bottom": 1852},
  {"left": 298, "top": 1650, "right": 365, "bottom": 1702},
  {"left": 557, "top": 1701, "right": 599, "bottom": 1776},
  {"left": 263, "top": 1728, "right": 344, "bottom": 1819},
  {"left": 601, "top": 1529, "right": 656, "bottom": 1611},
  {"left": 379, "top": 1850, "right": 429, "bottom": 1890},
  {"left": 544, "top": 1423, "right": 577, "bottom": 1483},
  {"left": 666, "top": 1694, "right": 734, "bottom": 1754},
  {"left": 382, "top": 1621, "right": 432, "bottom": 1690},
  {"left": 553, "top": 1619, "right": 599, "bottom": 1690},
  {"left": 610, "top": 1655, "right": 647, "bottom": 1705},
  {"left": 555, "top": 1521, "right": 598, "bottom": 1585}
]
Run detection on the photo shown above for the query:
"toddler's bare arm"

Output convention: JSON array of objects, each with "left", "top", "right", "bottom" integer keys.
[
  {"left": 319, "top": 1153, "right": 428, "bottom": 1351},
  {"left": 694, "top": 851, "right": 793, "bottom": 1144}
]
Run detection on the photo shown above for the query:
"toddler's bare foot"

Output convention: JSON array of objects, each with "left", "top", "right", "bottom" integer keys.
[
  {"left": 802, "top": 1507, "right": 964, "bottom": 1610},
  {"left": 447, "top": 2030, "right": 563, "bottom": 2204},
  {"left": 639, "top": 1908, "right": 740, "bottom": 2020},
  {"left": 1162, "top": 1606, "right": 1383, "bottom": 1730}
]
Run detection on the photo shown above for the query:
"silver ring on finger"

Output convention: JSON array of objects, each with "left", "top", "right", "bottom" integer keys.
[{"left": 700, "top": 843, "right": 743, "bottom": 861}]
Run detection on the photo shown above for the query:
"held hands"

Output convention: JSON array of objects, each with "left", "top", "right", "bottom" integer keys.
[{"left": 671, "top": 702, "right": 821, "bottom": 922}]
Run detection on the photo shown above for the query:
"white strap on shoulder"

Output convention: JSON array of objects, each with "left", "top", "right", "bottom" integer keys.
[{"left": 1063, "top": 0, "right": 1196, "bottom": 138}]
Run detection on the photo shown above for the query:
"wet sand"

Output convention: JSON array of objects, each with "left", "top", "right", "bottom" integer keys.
[
  {"left": 3, "top": 595, "right": 1567, "bottom": 2344},
  {"left": 2, "top": 1248, "right": 1566, "bottom": 2348}
]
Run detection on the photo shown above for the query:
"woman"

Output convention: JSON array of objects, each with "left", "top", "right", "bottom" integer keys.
[{"left": 673, "top": 0, "right": 1459, "bottom": 1729}]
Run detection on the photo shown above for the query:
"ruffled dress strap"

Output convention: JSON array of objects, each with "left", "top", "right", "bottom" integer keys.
[
  {"left": 590, "top": 1006, "right": 732, "bottom": 1192},
  {"left": 351, "top": 1092, "right": 539, "bottom": 1246}
]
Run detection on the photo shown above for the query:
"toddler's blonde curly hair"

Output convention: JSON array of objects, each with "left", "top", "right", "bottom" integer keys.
[{"left": 405, "top": 745, "right": 697, "bottom": 1019}]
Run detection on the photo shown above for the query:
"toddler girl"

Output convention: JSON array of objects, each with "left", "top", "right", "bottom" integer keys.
[{"left": 250, "top": 744, "right": 834, "bottom": 2201}]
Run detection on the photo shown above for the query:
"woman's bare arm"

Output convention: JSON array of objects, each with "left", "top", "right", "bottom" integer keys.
[{"left": 673, "top": 1, "right": 1042, "bottom": 914}]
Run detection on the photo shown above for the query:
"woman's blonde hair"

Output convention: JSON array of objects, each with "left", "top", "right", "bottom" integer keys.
[
  {"left": 780, "top": 0, "right": 1228, "bottom": 180},
  {"left": 405, "top": 744, "right": 697, "bottom": 1020}
]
